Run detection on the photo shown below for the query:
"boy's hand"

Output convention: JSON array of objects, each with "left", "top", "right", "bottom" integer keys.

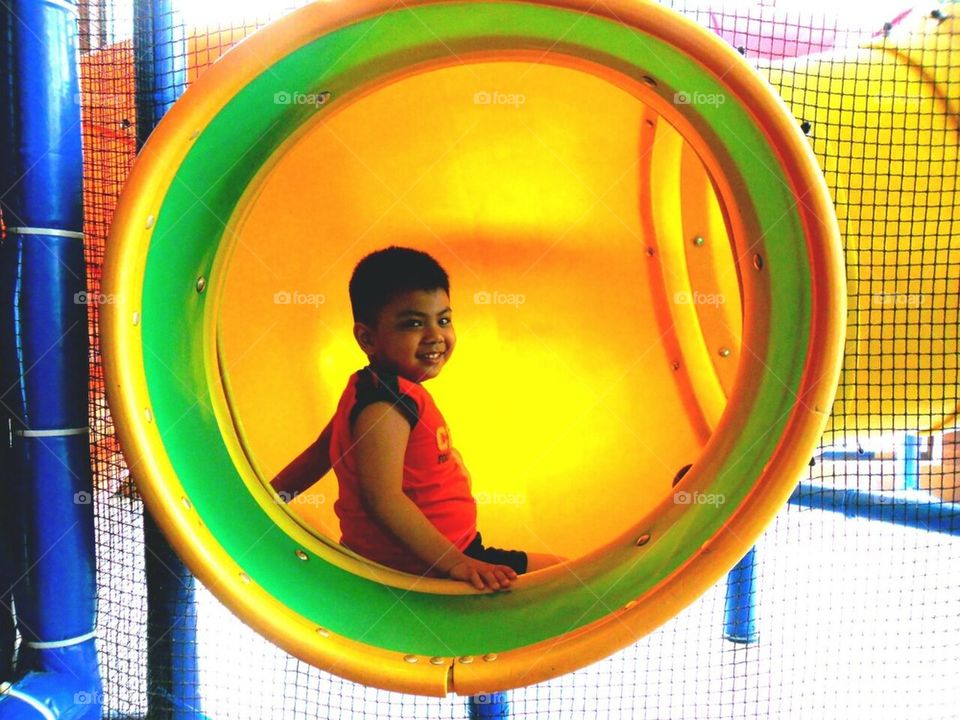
[{"left": 445, "top": 557, "right": 517, "bottom": 591}]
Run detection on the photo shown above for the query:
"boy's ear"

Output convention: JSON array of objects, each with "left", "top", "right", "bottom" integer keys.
[{"left": 353, "top": 322, "right": 376, "bottom": 354}]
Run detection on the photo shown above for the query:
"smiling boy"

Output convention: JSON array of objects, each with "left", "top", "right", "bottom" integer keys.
[{"left": 271, "top": 246, "right": 562, "bottom": 590}]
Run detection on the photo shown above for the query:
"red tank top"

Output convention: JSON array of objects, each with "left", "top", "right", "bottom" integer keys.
[{"left": 330, "top": 365, "right": 477, "bottom": 575}]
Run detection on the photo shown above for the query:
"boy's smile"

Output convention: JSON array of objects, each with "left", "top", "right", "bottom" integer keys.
[{"left": 354, "top": 288, "right": 456, "bottom": 382}]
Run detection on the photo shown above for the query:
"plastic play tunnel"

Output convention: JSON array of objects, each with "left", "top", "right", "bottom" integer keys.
[
  {"left": 763, "top": 9, "right": 960, "bottom": 438},
  {"left": 103, "top": 0, "right": 846, "bottom": 696}
]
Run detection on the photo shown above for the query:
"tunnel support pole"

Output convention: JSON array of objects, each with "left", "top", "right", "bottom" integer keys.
[
  {"left": 132, "top": 2, "right": 202, "bottom": 719},
  {"left": 468, "top": 691, "right": 511, "bottom": 719},
  {"left": 723, "top": 547, "right": 758, "bottom": 644},
  {"left": 898, "top": 433, "right": 921, "bottom": 492},
  {"left": 0, "top": 1, "right": 102, "bottom": 717}
]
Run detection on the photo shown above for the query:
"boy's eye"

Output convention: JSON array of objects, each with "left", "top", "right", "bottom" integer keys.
[{"left": 400, "top": 317, "right": 451, "bottom": 329}]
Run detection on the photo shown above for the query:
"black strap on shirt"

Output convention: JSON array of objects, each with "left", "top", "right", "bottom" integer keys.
[{"left": 348, "top": 366, "right": 419, "bottom": 432}]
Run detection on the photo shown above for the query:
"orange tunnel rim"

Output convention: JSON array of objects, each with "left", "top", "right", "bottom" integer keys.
[{"left": 102, "top": 0, "right": 846, "bottom": 695}]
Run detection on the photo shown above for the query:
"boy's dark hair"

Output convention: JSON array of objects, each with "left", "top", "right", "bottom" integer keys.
[{"left": 349, "top": 246, "right": 450, "bottom": 327}]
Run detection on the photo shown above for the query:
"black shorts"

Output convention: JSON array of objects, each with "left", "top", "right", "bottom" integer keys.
[{"left": 462, "top": 532, "right": 528, "bottom": 574}]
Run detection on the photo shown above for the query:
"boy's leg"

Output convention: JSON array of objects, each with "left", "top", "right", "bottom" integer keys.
[{"left": 525, "top": 552, "right": 565, "bottom": 572}]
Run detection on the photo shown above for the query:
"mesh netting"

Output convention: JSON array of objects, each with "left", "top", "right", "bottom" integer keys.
[{"left": 76, "top": 1, "right": 959, "bottom": 718}]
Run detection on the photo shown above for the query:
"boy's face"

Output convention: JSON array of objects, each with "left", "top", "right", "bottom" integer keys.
[{"left": 354, "top": 288, "right": 456, "bottom": 382}]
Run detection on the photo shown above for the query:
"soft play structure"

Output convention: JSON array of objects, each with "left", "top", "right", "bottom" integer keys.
[{"left": 1, "top": 0, "right": 958, "bottom": 717}]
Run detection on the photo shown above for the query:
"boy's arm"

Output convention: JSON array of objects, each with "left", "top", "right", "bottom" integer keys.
[
  {"left": 270, "top": 419, "right": 334, "bottom": 498},
  {"left": 354, "top": 403, "right": 515, "bottom": 591}
]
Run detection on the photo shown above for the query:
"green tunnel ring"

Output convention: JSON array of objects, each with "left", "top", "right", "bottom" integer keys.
[{"left": 128, "top": 1, "right": 835, "bottom": 658}]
